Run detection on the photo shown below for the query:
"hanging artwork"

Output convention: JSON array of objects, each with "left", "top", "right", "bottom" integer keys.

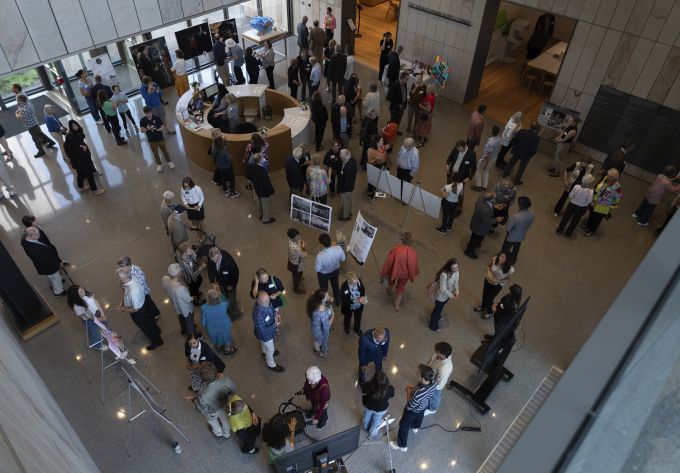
[{"left": 431, "top": 55, "right": 450, "bottom": 88}]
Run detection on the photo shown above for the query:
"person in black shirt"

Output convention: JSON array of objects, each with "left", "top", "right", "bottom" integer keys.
[
  {"left": 245, "top": 153, "right": 276, "bottom": 224},
  {"left": 91, "top": 75, "right": 113, "bottom": 133},
  {"left": 139, "top": 106, "right": 175, "bottom": 172},
  {"left": 361, "top": 371, "right": 395, "bottom": 439},
  {"left": 310, "top": 91, "right": 328, "bottom": 151},
  {"left": 285, "top": 147, "right": 305, "bottom": 197},
  {"left": 337, "top": 149, "right": 357, "bottom": 221},
  {"left": 296, "top": 49, "right": 312, "bottom": 100},
  {"left": 136, "top": 46, "right": 154, "bottom": 79},
  {"left": 288, "top": 58, "right": 300, "bottom": 99},
  {"left": 245, "top": 47, "right": 260, "bottom": 85},
  {"left": 378, "top": 32, "right": 394, "bottom": 81},
  {"left": 324, "top": 139, "right": 343, "bottom": 193},
  {"left": 549, "top": 117, "right": 579, "bottom": 176}
]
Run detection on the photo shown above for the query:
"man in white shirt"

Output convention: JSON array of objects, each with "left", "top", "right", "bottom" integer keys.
[
  {"left": 115, "top": 268, "right": 163, "bottom": 350},
  {"left": 362, "top": 83, "right": 380, "bottom": 120},
  {"left": 315, "top": 233, "right": 345, "bottom": 304},
  {"left": 309, "top": 57, "right": 322, "bottom": 94},
  {"left": 396, "top": 138, "right": 419, "bottom": 201},
  {"left": 424, "top": 342, "right": 453, "bottom": 415},
  {"left": 161, "top": 263, "right": 197, "bottom": 335}
]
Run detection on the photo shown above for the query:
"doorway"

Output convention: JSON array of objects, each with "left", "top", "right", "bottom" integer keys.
[
  {"left": 353, "top": 0, "right": 399, "bottom": 69},
  {"left": 467, "top": 1, "right": 576, "bottom": 124}
]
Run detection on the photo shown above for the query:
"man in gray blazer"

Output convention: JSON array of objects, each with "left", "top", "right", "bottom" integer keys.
[
  {"left": 297, "top": 16, "right": 309, "bottom": 54},
  {"left": 502, "top": 196, "right": 534, "bottom": 264},
  {"left": 464, "top": 192, "right": 502, "bottom": 259}
]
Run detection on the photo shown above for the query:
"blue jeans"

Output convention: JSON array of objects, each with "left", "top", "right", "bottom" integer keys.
[
  {"left": 363, "top": 407, "right": 388, "bottom": 437},
  {"left": 85, "top": 95, "right": 101, "bottom": 121},
  {"left": 83, "top": 319, "right": 102, "bottom": 348},
  {"left": 429, "top": 299, "right": 447, "bottom": 331},
  {"left": 427, "top": 389, "right": 442, "bottom": 412}
]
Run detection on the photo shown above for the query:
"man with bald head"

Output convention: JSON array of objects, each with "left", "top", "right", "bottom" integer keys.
[
  {"left": 395, "top": 138, "right": 420, "bottom": 201},
  {"left": 21, "top": 226, "right": 65, "bottom": 296}
]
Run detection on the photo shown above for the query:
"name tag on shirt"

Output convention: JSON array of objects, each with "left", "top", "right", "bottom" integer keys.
[
  {"left": 344, "top": 290, "right": 349, "bottom": 294},
  {"left": 265, "top": 316, "right": 271, "bottom": 322},
  {"left": 223, "top": 271, "right": 229, "bottom": 275}
]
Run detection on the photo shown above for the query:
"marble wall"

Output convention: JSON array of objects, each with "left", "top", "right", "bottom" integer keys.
[
  {"left": 0, "top": 0, "right": 244, "bottom": 76},
  {"left": 0, "top": 306, "right": 101, "bottom": 473}
]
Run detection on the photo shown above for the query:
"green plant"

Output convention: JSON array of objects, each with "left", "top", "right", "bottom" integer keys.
[{"left": 0, "top": 69, "right": 40, "bottom": 97}]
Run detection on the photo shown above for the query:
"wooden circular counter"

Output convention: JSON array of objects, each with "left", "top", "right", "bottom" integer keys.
[{"left": 175, "top": 84, "right": 312, "bottom": 176}]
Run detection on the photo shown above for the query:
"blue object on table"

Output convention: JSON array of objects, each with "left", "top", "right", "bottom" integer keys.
[{"left": 250, "top": 16, "right": 274, "bottom": 34}]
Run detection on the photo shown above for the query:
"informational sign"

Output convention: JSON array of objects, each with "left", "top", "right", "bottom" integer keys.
[
  {"left": 537, "top": 101, "right": 580, "bottom": 132},
  {"left": 87, "top": 53, "right": 118, "bottom": 86},
  {"left": 348, "top": 212, "right": 377, "bottom": 265},
  {"left": 93, "top": 316, "right": 130, "bottom": 361},
  {"left": 290, "top": 194, "right": 332, "bottom": 232},
  {"left": 366, "top": 164, "right": 441, "bottom": 219}
]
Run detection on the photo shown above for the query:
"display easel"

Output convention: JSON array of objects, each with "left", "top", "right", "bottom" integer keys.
[
  {"left": 401, "top": 181, "right": 427, "bottom": 227},
  {"left": 361, "top": 412, "right": 396, "bottom": 473},
  {"left": 123, "top": 367, "right": 190, "bottom": 457},
  {"left": 100, "top": 345, "right": 159, "bottom": 405}
]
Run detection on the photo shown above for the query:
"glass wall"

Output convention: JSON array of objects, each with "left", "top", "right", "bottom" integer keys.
[
  {"left": 0, "top": 70, "right": 42, "bottom": 103},
  {"left": 228, "top": 0, "right": 259, "bottom": 36},
  {"left": 261, "top": 0, "right": 290, "bottom": 32}
]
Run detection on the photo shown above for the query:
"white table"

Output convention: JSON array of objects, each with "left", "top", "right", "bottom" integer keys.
[
  {"left": 281, "top": 107, "right": 312, "bottom": 148},
  {"left": 241, "top": 28, "right": 289, "bottom": 63},
  {"left": 527, "top": 41, "right": 568, "bottom": 76}
]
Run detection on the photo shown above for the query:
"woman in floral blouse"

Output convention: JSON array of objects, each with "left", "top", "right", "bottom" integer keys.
[
  {"left": 583, "top": 169, "right": 623, "bottom": 237},
  {"left": 287, "top": 228, "right": 307, "bottom": 294}
]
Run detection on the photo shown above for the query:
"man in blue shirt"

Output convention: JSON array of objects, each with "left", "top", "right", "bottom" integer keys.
[
  {"left": 390, "top": 364, "right": 436, "bottom": 452},
  {"left": 358, "top": 327, "right": 390, "bottom": 384},
  {"left": 309, "top": 56, "right": 322, "bottom": 94},
  {"left": 140, "top": 76, "right": 175, "bottom": 134},
  {"left": 226, "top": 38, "right": 245, "bottom": 85},
  {"left": 252, "top": 291, "right": 284, "bottom": 372},
  {"left": 315, "top": 233, "right": 345, "bottom": 304}
]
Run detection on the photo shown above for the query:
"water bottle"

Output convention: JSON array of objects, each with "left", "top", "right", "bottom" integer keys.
[{"left": 172, "top": 441, "right": 182, "bottom": 454}]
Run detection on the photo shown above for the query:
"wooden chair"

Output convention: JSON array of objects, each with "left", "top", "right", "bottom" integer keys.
[
  {"left": 523, "top": 71, "right": 539, "bottom": 91},
  {"left": 541, "top": 78, "right": 555, "bottom": 95},
  {"left": 386, "top": 0, "right": 399, "bottom": 21}
]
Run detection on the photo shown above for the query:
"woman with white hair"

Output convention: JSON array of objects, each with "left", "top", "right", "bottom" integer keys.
[
  {"left": 556, "top": 174, "right": 595, "bottom": 237},
  {"left": 162, "top": 263, "right": 196, "bottom": 335},
  {"left": 583, "top": 169, "right": 623, "bottom": 237},
  {"left": 160, "top": 190, "right": 176, "bottom": 233},
  {"left": 496, "top": 111, "right": 523, "bottom": 169},
  {"left": 43, "top": 104, "right": 67, "bottom": 156},
  {"left": 300, "top": 366, "right": 331, "bottom": 429}
]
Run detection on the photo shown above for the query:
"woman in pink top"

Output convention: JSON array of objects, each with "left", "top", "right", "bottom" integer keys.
[
  {"left": 324, "top": 7, "right": 337, "bottom": 44},
  {"left": 415, "top": 85, "right": 436, "bottom": 148},
  {"left": 633, "top": 165, "right": 680, "bottom": 227},
  {"left": 380, "top": 232, "right": 420, "bottom": 311}
]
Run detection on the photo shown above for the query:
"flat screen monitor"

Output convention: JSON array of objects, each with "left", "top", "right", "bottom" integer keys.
[
  {"left": 202, "top": 83, "right": 219, "bottom": 101},
  {"left": 175, "top": 23, "right": 212, "bottom": 60},
  {"left": 274, "top": 425, "right": 360, "bottom": 473},
  {"left": 209, "top": 19, "right": 239, "bottom": 44}
]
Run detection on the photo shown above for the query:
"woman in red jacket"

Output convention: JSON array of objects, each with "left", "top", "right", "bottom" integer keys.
[
  {"left": 380, "top": 232, "right": 420, "bottom": 311},
  {"left": 299, "top": 366, "right": 331, "bottom": 429}
]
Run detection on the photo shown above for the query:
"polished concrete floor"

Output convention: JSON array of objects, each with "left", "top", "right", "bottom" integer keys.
[{"left": 0, "top": 56, "right": 660, "bottom": 473}]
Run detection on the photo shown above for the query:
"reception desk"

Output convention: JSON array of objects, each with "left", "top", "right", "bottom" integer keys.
[{"left": 175, "top": 84, "right": 311, "bottom": 175}]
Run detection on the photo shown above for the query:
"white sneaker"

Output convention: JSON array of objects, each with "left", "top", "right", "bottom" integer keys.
[
  {"left": 389, "top": 441, "right": 407, "bottom": 452},
  {"left": 222, "top": 431, "right": 231, "bottom": 439},
  {"left": 411, "top": 428, "right": 419, "bottom": 433},
  {"left": 156, "top": 165, "right": 163, "bottom": 173},
  {"left": 167, "top": 162, "right": 175, "bottom": 169},
  {"left": 423, "top": 409, "right": 436, "bottom": 416}
]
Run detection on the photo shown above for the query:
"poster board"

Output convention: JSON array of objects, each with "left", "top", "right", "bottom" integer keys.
[
  {"left": 537, "top": 101, "right": 580, "bottom": 132},
  {"left": 290, "top": 194, "right": 332, "bottom": 232},
  {"left": 129, "top": 37, "right": 174, "bottom": 87},
  {"left": 93, "top": 316, "right": 128, "bottom": 360},
  {"left": 175, "top": 23, "right": 213, "bottom": 60},
  {"left": 87, "top": 53, "right": 118, "bottom": 86},
  {"left": 347, "top": 212, "right": 377, "bottom": 265},
  {"left": 210, "top": 19, "right": 239, "bottom": 43}
]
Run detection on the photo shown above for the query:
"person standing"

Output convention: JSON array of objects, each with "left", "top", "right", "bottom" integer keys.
[
  {"left": 285, "top": 147, "right": 305, "bottom": 197},
  {"left": 162, "top": 263, "right": 197, "bottom": 335},
  {"left": 414, "top": 85, "right": 436, "bottom": 148},
  {"left": 340, "top": 271, "right": 366, "bottom": 335},
  {"left": 491, "top": 178, "right": 517, "bottom": 227},
  {"left": 502, "top": 121, "right": 540, "bottom": 185},
  {"left": 496, "top": 111, "right": 523, "bottom": 169},
  {"left": 43, "top": 104, "right": 67, "bottom": 157},
  {"left": 380, "top": 232, "right": 420, "bottom": 311},
  {"left": 97, "top": 90, "right": 127, "bottom": 145},
  {"left": 212, "top": 36, "right": 229, "bottom": 86},
  {"left": 553, "top": 160, "right": 594, "bottom": 217},
  {"left": 331, "top": 106, "right": 351, "bottom": 148},
  {"left": 168, "top": 212, "right": 190, "bottom": 251},
  {"left": 338, "top": 149, "right": 357, "bottom": 221},
  {"left": 310, "top": 90, "right": 327, "bottom": 151},
  {"left": 324, "top": 7, "right": 337, "bottom": 43},
  {"left": 227, "top": 396, "right": 261, "bottom": 454},
  {"left": 91, "top": 76, "right": 113, "bottom": 133},
  {"left": 474, "top": 252, "right": 514, "bottom": 319},
  {"left": 212, "top": 133, "right": 239, "bottom": 197},
  {"left": 67, "top": 285, "right": 107, "bottom": 350},
  {"left": 246, "top": 153, "right": 276, "bottom": 224},
  {"left": 184, "top": 333, "right": 225, "bottom": 392},
  {"left": 309, "top": 21, "right": 326, "bottom": 64},
  {"left": 15, "top": 95, "right": 56, "bottom": 158},
  {"left": 21, "top": 226, "right": 66, "bottom": 296},
  {"left": 344, "top": 45, "right": 356, "bottom": 87},
  {"left": 387, "top": 72, "right": 408, "bottom": 127},
  {"left": 171, "top": 49, "right": 189, "bottom": 97},
  {"left": 252, "top": 291, "right": 285, "bottom": 372},
  {"left": 76, "top": 69, "right": 102, "bottom": 124},
  {"left": 501, "top": 196, "right": 533, "bottom": 264},
  {"left": 307, "top": 289, "right": 334, "bottom": 357},
  {"left": 309, "top": 56, "right": 322, "bottom": 95},
  {"left": 386, "top": 45, "right": 403, "bottom": 86},
  {"left": 116, "top": 256, "right": 161, "bottom": 322},
  {"left": 259, "top": 41, "right": 276, "bottom": 90},
  {"left": 315, "top": 233, "right": 345, "bottom": 303},
  {"left": 181, "top": 177, "right": 206, "bottom": 232},
  {"left": 245, "top": 47, "right": 260, "bottom": 85},
  {"left": 227, "top": 38, "right": 246, "bottom": 85},
  {"left": 111, "top": 85, "right": 139, "bottom": 136},
  {"left": 328, "top": 44, "right": 346, "bottom": 103},
  {"left": 176, "top": 240, "right": 206, "bottom": 304},
  {"left": 424, "top": 342, "right": 453, "bottom": 416},
  {"left": 361, "top": 371, "right": 395, "bottom": 439},
  {"left": 363, "top": 83, "right": 381, "bottom": 122},
  {"left": 601, "top": 141, "right": 635, "bottom": 178},
  {"left": 207, "top": 246, "right": 241, "bottom": 321},
  {"left": 300, "top": 366, "right": 331, "bottom": 429},
  {"left": 297, "top": 49, "right": 312, "bottom": 100},
  {"left": 406, "top": 75, "right": 426, "bottom": 133},
  {"left": 250, "top": 268, "right": 285, "bottom": 315},
  {"left": 427, "top": 258, "right": 460, "bottom": 331},
  {"left": 140, "top": 106, "right": 175, "bottom": 172},
  {"left": 555, "top": 175, "right": 595, "bottom": 237},
  {"left": 185, "top": 363, "right": 236, "bottom": 438},
  {"left": 307, "top": 154, "right": 330, "bottom": 204},
  {"left": 464, "top": 192, "right": 500, "bottom": 260},
  {"left": 297, "top": 16, "right": 309, "bottom": 54},
  {"left": 390, "top": 364, "right": 436, "bottom": 453},
  {"left": 549, "top": 117, "right": 579, "bottom": 177},
  {"left": 201, "top": 289, "right": 236, "bottom": 355},
  {"left": 467, "top": 104, "right": 486, "bottom": 149},
  {"left": 287, "top": 228, "right": 306, "bottom": 294},
  {"left": 160, "top": 191, "right": 176, "bottom": 233},
  {"left": 436, "top": 177, "right": 463, "bottom": 234},
  {"left": 114, "top": 268, "right": 164, "bottom": 350},
  {"left": 378, "top": 32, "right": 394, "bottom": 81},
  {"left": 358, "top": 327, "right": 390, "bottom": 385},
  {"left": 472, "top": 125, "right": 501, "bottom": 191},
  {"left": 288, "top": 58, "right": 300, "bottom": 99},
  {"left": 140, "top": 76, "right": 174, "bottom": 133},
  {"left": 446, "top": 139, "right": 477, "bottom": 184},
  {"left": 583, "top": 169, "right": 623, "bottom": 237},
  {"left": 395, "top": 138, "right": 420, "bottom": 200},
  {"left": 135, "top": 46, "right": 155, "bottom": 80},
  {"left": 633, "top": 166, "right": 680, "bottom": 227},
  {"left": 63, "top": 120, "right": 106, "bottom": 195}
]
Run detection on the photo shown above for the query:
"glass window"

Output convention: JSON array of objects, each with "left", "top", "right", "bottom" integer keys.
[
  {"left": 261, "top": 0, "right": 289, "bottom": 33},
  {"left": 151, "top": 20, "right": 190, "bottom": 64},
  {"left": 191, "top": 10, "right": 226, "bottom": 69},
  {"left": 0, "top": 69, "right": 42, "bottom": 102},
  {"left": 228, "top": 0, "right": 259, "bottom": 36},
  {"left": 106, "top": 43, "right": 122, "bottom": 63}
]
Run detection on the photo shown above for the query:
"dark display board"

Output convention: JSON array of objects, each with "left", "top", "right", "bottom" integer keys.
[
  {"left": 130, "top": 37, "right": 174, "bottom": 88},
  {"left": 175, "top": 23, "right": 213, "bottom": 59},
  {"left": 579, "top": 86, "right": 680, "bottom": 174},
  {"left": 210, "top": 19, "right": 239, "bottom": 43}
]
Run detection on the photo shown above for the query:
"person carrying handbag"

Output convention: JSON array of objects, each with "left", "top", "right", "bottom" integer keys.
[{"left": 427, "top": 258, "right": 460, "bottom": 331}]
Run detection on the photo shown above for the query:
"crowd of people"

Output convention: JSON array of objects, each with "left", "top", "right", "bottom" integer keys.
[{"left": 4, "top": 11, "right": 679, "bottom": 469}]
